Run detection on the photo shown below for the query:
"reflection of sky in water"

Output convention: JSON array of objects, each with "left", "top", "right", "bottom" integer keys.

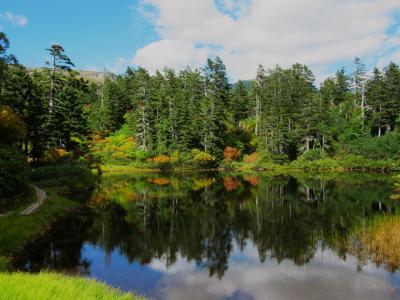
[{"left": 82, "top": 241, "right": 400, "bottom": 300}]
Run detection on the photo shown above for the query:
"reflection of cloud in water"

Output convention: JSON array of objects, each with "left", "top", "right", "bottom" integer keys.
[{"left": 149, "top": 242, "right": 398, "bottom": 300}]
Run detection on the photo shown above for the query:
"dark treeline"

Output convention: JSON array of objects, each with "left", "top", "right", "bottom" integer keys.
[{"left": 1, "top": 31, "right": 400, "bottom": 167}]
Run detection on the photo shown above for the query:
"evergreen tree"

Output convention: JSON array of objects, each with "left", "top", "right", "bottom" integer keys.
[
  {"left": 45, "top": 44, "right": 75, "bottom": 113},
  {"left": 200, "top": 57, "right": 230, "bottom": 157},
  {"left": 230, "top": 80, "right": 250, "bottom": 126},
  {"left": 382, "top": 62, "right": 400, "bottom": 132},
  {"left": 353, "top": 57, "right": 368, "bottom": 128},
  {"left": 2, "top": 65, "right": 47, "bottom": 157},
  {"left": 53, "top": 73, "right": 89, "bottom": 150}
]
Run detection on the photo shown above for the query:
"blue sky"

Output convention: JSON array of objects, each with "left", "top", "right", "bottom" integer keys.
[
  {"left": 1, "top": 0, "right": 400, "bottom": 82},
  {"left": 0, "top": 0, "right": 158, "bottom": 71}
]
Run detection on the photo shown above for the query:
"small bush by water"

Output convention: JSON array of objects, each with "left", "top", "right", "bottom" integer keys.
[{"left": 30, "top": 161, "right": 97, "bottom": 197}]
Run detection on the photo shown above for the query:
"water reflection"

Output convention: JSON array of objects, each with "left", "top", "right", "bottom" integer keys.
[{"left": 14, "top": 172, "right": 400, "bottom": 299}]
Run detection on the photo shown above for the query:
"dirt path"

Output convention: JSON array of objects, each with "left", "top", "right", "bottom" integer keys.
[{"left": 19, "top": 186, "right": 47, "bottom": 216}]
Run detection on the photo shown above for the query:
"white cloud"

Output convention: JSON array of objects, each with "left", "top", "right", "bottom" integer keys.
[
  {"left": 133, "top": 39, "right": 213, "bottom": 72},
  {"left": 106, "top": 57, "right": 129, "bottom": 74},
  {"left": 152, "top": 243, "right": 393, "bottom": 300},
  {"left": 0, "top": 11, "right": 28, "bottom": 27},
  {"left": 131, "top": 0, "right": 400, "bottom": 81}
]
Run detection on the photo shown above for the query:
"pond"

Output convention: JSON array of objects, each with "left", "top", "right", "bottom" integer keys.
[{"left": 14, "top": 172, "right": 400, "bottom": 300}]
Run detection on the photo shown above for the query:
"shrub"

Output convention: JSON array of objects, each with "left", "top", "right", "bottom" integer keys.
[
  {"left": 89, "top": 125, "right": 143, "bottom": 164},
  {"left": 301, "top": 149, "right": 323, "bottom": 161},
  {"left": 30, "top": 162, "right": 97, "bottom": 197},
  {"left": 0, "top": 105, "right": 26, "bottom": 144},
  {"left": 345, "top": 132, "right": 400, "bottom": 160},
  {"left": 42, "top": 148, "right": 69, "bottom": 162},
  {"left": 147, "top": 155, "right": 170, "bottom": 164},
  {"left": 223, "top": 147, "right": 241, "bottom": 161},
  {"left": 147, "top": 155, "right": 171, "bottom": 170},
  {"left": 191, "top": 149, "right": 216, "bottom": 168},
  {"left": 243, "top": 152, "right": 258, "bottom": 163}
]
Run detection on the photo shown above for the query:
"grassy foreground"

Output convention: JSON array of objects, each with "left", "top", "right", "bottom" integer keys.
[
  {"left": 0, "top": 272, "right": 142, "bottom": 300},
  {"left": 0, "top": 189, "right": 78, "bottom": 271}
]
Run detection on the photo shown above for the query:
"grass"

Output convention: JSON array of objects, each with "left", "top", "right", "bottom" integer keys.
[
  {"left": 0, "top": 188, "right": 78, "bottom": 271},
  {"left": 352, "top": 215, "right": 400, "bottom": 271},
  {"left": 101, "top": 164, "right": 161, "bottom": 174},
  {"left": 0, "top": 272, "right": 143, "bottom": 300},
  {"left": 101, "top": 164, "right": 219, "bottom": 174},
  {"left": 102, "top": 154, "right": 400, "bottom": 174},
  {"left": 232, "top": 155, "right": 400, "bottom": 172}
]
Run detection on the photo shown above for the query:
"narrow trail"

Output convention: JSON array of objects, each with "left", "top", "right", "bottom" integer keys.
[
  {"left": 0, "top": 185, "right": 48, "bottom": 218},
  {"left": 20, "top": 186, "right": 47, "bottom": 216}
]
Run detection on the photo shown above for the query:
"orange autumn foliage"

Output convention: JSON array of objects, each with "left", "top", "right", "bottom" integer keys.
[
  {"left": 147, "top": 155, "right": 170, "bottom": 164},
  {"left": 224, "top": 177, "right": 241, "bottom": 191},
  {"left": 243, "top": 175, "right": 259, "bottom": 186},
  {"left": 147, "top": 178, "right": 171, "bottom": 185},
  {"left": 223, "top": 147, "right": 241, "bottom": 161},
  {"left": 244, "top": 152, "right": 258, "bottom": 163}
]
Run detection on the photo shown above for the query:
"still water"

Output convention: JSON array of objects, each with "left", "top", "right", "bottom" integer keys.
[{"left": 14, "top": 172, "right": 400, "bottom": 299}]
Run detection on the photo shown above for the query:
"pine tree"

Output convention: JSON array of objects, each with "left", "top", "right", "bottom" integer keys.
[
  {"left": 2, "top": 65, "right": 47, "bottom": 157},
  {"left": 353, "top": 57, "right": 368, "bottom": 128},
  {"left": 200, "top": 57, "right": 230, "bottom": 157},
  {"left": 54, "top": 73, "right": 89, "bottom": 150},
  {"left": 129, "top": 68, "right": 153, "bottom": 150},
  {"left": 45, "top": 44, "right": 75, "bottom": 113},
  {"left": 230, "top": 80, "right": 250, "bottom": 126}
]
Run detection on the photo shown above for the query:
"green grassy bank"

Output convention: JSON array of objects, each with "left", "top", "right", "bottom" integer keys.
[
  {"left": 0, "top": 189, "right": 78, "bottom": 271},
  {"left": 0, "top": 272, "right": 143, "bottom": 300},
  {"left": 100, "top": 154, "right": 399, "bottom": 174}
]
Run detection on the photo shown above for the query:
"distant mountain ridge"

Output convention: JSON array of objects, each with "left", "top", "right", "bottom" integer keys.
[
  {"left": 232, "top": 79, "right": 254, "bottom": 89},
  {"left": 27, "top": 67, "right": 115, "bottom": 83}
]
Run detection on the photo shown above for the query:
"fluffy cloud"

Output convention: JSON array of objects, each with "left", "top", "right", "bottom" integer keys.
[
  {"left": 132, "top": 0, "right": 400, "bottom": 81},
  {"left": 151, "top": 243, "right": 393, "bottom": 300},
  {"left": 0, "top": 11, "right": 28, "bottom": 27}
]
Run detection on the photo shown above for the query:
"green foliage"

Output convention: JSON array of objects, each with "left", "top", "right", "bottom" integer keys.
[
  {"left": 30, "top": 162, "right": 97, "bottom": 197},
  {"left": 90, "top": 125, "right": 152, "bottom": 164},
  {"left": 191, "top": 149, "right": 216, "bottom": 168},
  {"left": 0, "top": 105, "right": 26, "bottom": 144},
  {"left": 1, "top": 31, "right": 400, "bottom": 172},
  {"left": 301, "top": 149, "right": 324, "bottom": 161},
  {"left": 345, "top": 132, "right": 400, "bottom": 160},
  {"left": 0, "top": 146, "right": 30, "bottom": 210}
]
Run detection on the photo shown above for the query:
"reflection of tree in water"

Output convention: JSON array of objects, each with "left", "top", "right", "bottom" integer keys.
[
  {"left": 84, "top": 173, "right": 398, "bottom": 278},
  {"left": 14, "top": 213, "right": 92, "bottom": 275},
  {"left": 14, "top": 173, "right": 400, "bottom": 278}
]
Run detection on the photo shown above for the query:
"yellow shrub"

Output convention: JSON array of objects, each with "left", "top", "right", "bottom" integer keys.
[
  {"left": 112, "top": 152, "right": 128, "bottom": 160},
  {"left": 192, "top": 149, "right": 215, "bottom": 162},
  {"left": 43, "top": 148, "right": 68, "bottom": 162}
]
